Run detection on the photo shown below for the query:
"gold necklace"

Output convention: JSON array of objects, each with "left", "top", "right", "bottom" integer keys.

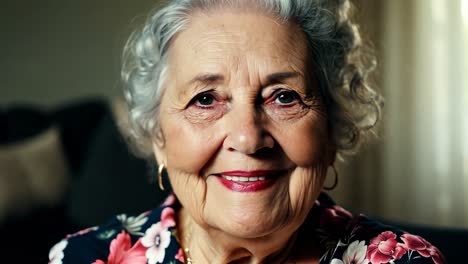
[
  {"left": 181, "top": 215, "right": 194, "bottom": 264},
  {"left": 184, "top": 247, "right": 193, "bottom": 264},
  {"left": 180, "top": 217, "right": 298, "bottom": 264}
]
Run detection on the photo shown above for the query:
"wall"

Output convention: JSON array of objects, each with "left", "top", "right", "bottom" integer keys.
[
  {"left": 1, "top": 0, "right": 381, "bottom": 107},
  {"left": 0, "top": 0, "right": 157, "bottom": 107}
]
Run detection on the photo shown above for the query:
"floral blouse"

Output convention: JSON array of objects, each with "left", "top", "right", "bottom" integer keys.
[{"left": 48, "top": 193, "right": 446, "bottom": 264}]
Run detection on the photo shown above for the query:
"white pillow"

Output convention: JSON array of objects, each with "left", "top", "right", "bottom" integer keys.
[{"left": 0, "top": 127, "right": 69, "bottom": 222}]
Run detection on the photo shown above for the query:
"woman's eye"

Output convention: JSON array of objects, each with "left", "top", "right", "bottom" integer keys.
[
  {"left": 185, "top": 92, "right": 225, "bottom": 122},
  {"left": 274, "top": 91, "right": 299, "bottom": 105},
  {"left": 193, "top": 93, "right": 216, "bottom": 107}
]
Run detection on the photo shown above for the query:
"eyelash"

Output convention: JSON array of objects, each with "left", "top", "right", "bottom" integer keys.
[
  {"left": 188, "top": 88, "right": 302, "bottom": 110},
  {"left": 269, "top": 89, "right": 301, "bottom": 106},
  {"left": 189, "top": 91, "right": 218, "bottom": 109}
]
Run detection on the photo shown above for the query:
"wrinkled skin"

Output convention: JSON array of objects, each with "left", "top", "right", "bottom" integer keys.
[{"left": 152, "top": 9, "right": 335, "bottom": 263}]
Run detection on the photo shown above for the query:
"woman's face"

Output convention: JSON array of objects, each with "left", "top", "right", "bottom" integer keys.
[{"left": 153, "top": 10, "right": 334, "bottom": 238}]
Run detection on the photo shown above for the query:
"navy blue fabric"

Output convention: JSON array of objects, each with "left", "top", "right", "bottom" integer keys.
[{"left": 51, "top": 193, "right": 446, "bottom": 263}]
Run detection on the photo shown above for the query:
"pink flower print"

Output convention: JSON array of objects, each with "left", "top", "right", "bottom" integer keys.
[
  {"left": 66, "top": 226, "right": 98, "bottom": 238},
  {"left": 65, "top": 226, "right": 99, "bottom": 239},
  {"left": 175, "top": 248, "right": 185, "bottom": 263},
  {"left": 161, "top": 207, "right": 176, "bottom": 228},
  {"left": 428, "top": 246, "right": 446, "bottom": 264},
  {"left": 49, "top": 239, "right": 68, "bottom": 264},
  {"left": 401, "top": 233, "right": 446, "bottom": 264},
  {"left": 400, "top": 233, "right": 431, "bottom": 256},
  {"left": 366, "top": 231, "right": 406, "bottom": 264},
  {"left": 162, "top": 193, "right": 176, "bottom": 206},
  {"left": 142, "top": 222, "right": 172, "bottom": 264},
  {"left": 330, "top": 240, "right": 368, "bottom": 264},
  {"left": 92, "top": 230, "right": 146, "bottom": 264}
]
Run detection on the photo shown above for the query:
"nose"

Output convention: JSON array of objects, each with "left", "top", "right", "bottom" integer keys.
[{"left": 223, "top": 106, "right": 274, "bottom": 154}]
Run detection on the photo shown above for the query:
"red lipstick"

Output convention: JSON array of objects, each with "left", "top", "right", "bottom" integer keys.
[
  {"left": 216, "top": 170, "right": 281, "bottom": 192},
  {"left": 219, "top": 170, "right": 273, "bottom": 177}
]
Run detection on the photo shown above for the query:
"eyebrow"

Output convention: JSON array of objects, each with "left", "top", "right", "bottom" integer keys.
[
  {"left": 188, "top": 73, "right": 224, "bottom": 86},
  {"left": 264, "top": 71, "right": 301, "bottom": 86}
]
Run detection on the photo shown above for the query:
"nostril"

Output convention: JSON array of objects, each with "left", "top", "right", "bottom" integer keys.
[
  {"left": 224, "top": 131, "right": 275, "bottom": 155},
  {"left": 252, "top": 145, "right": 276, "bottom": 157}
]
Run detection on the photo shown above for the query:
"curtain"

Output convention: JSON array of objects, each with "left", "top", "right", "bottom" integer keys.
[{"left": 330, "top": 0, "right": 468, "bottom": 228}]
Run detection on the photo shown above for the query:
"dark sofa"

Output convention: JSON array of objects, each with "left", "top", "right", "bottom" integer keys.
[
  {"left": 1, "top": 98, "right": 169, "bottom": 263},
  {"left": 1, "top": 98, "right": 466, "bottom": 263}
]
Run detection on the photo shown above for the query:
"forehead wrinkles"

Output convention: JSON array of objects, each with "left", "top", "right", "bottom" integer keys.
[
  {"left": 168, "top": 11, "right": 309, "bottom": 85},
  {"left": 186, "top": 25, "right": 307, "bottom": 68},
  {"left": 186, "top": 10, "right": 297, "bottom": 52},
  {"left": 190, "top": 28, "right": 247, "bottom": 54}
]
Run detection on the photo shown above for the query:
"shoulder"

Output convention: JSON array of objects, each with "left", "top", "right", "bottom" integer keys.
[
  {"left": 48, "top": 195, "right": 183, "bottom": 264},
  {"left": 312, "top": 195, "right": 446, "bottom": 264}
]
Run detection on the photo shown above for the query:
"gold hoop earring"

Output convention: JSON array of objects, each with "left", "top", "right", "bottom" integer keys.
[
  {"left": 157, "top": 163, "right": 166, "bottom": 191},
  {"left": 323, "top": 165, "right": 338, "bottom": 191}
]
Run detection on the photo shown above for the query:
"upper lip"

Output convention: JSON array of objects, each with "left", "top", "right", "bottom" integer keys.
[{"left": 217, "top": 170, "right": 282, "bottom": 177}]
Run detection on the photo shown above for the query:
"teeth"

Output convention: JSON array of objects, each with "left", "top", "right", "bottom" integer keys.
[{"left": 221, "top": 175, "right": 266, "bottom": 182}]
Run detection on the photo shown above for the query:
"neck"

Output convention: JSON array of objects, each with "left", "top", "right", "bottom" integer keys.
[{"left": 178, "top": 208, "right": 300, "bottom": 264}]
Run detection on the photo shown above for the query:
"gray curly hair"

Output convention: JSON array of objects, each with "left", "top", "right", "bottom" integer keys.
[{"left": 121, "top": 0, "right": 383, "bottom": 158}]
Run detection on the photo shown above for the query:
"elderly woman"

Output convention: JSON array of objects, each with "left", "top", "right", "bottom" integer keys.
[{"left": 49, "top": 0, "right": 445, "bottom": 263}]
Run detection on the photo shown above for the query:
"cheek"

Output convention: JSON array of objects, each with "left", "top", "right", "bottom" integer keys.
[
  {"left": 275, "top": 116, "right": 329, "bottom": 167},
  {"left": 163, "top": 117, "right": 223, "bottom": 174},
  {"left": 161, "top": 117, "right": 225, "bottom": 225}
]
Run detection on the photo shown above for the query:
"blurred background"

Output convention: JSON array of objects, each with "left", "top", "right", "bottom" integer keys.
[
  {"left": 330, "top": 0, "right": 468, "bottom": 230},
  {"left": 1, "top": 0, "right": 467, "bottom": 261}
]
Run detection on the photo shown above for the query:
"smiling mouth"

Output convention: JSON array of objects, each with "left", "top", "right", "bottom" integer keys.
[
  {"left": 213, "top": 170, "right": 286, "bottom": 192},
  {"left": 215, "top": 170, "right": 279, "bottom": 182},
  {"left": 220, "top": 175, "right": 266, "bottom": 182}
]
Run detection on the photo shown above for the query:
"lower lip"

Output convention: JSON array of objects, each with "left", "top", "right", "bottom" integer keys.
[{"left": 216, "top": 177, "right": 277, "bottom": 192}]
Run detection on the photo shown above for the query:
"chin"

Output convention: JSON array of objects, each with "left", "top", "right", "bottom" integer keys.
[
  {"left": 211, "top": 207, "right": 292, "bottom": 239},
  {"left": 219, "top": 221, "right": 279, "bottom": 239}
]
